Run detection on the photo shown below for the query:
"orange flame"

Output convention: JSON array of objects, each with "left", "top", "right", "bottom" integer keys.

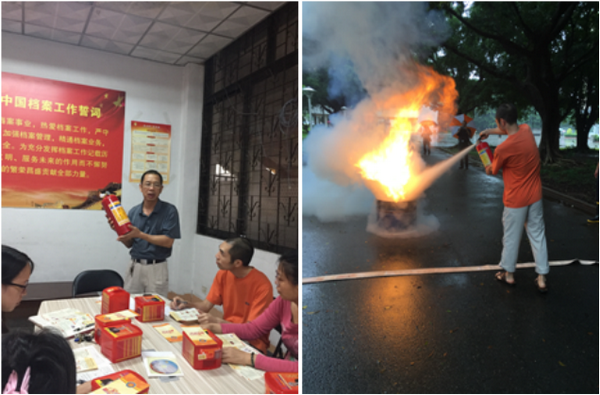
[{"left": 356, "top": 64, "right": 457, "bottom": 202}]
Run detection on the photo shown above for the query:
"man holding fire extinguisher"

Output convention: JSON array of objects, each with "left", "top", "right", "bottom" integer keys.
[
  {"left": 480, "top": 103, "right": 549, "bottom": 293},
  {"left": 107, "top": 170, "right": 181, "bottom": 296}
]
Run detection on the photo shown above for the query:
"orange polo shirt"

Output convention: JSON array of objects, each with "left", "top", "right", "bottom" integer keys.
[
  {"left": 491, "top": 124, "right": 543, "bottom": 208},
  {"left": 206, "top": 268, "right": 273, "bottom": 353}
]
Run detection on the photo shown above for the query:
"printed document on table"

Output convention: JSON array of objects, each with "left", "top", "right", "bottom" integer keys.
[
  {"left": 29, "top": 308, "right": 94, "bottom": 338},
  {"left": 216, "top": 333, "right": 264, "bottom": 381},
  {"left": 74, "top": 346, "right": 114, "bottom": 382},
  {"left": 74, "top": 346, "right": 111, "bottom": 373}
]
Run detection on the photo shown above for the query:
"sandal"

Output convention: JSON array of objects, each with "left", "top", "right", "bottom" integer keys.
[
  {"left": 535, "top": 276, "right": 548, "bottom": 293},
  {"left": 495, "top": 271, "right": 516, "bottom": 286}
]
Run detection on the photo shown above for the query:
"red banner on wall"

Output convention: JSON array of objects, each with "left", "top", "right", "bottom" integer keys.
[{"left": 1, "top": 72, "right": 125, "bottom": 209}]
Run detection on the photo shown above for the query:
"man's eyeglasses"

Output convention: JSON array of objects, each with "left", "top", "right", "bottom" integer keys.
[{"left": 7, "top": 282, "right": 28, "bottom": 291}]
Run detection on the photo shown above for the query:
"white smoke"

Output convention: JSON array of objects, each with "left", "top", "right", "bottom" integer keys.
[
  {"left": 302, "top": 165, "right": 373, "bottom": 222},
  {"left": 303, "top": 2, "right": 450, "bottom": 94},
  {"left": 302, "top": 2, "right": 456, "bottom": 232}
]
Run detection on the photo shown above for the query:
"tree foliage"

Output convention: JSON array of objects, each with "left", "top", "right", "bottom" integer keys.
[
  {"left": 431, "top": 1, "right": 599, "bottom": 162},
  {"left": 302, "top": 62, "right": 367, "bottom": 116}
]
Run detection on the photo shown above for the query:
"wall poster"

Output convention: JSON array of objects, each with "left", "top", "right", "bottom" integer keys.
[
  {"left": 1, "top": 72, "right": 125, "bottom": 209},
  {"left": 129, "top": 121, "right": 171, "bottom": 184}
]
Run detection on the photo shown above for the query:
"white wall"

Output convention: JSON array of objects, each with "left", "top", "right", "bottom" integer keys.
[{"left": 1, "top": 34, "right": 281, "bottom": 307}]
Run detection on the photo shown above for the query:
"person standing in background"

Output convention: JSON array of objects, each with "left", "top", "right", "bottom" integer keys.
[
  {"left": 420, "top": 124, "right": 432, "bottom": 156},
  {"left": 457, "top": 121, "right": 472, "bottom": 169}
]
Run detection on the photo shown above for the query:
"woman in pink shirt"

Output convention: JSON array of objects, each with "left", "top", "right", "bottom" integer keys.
[{"left": 204, "top": 252, "right": 298, "bottom": 373}]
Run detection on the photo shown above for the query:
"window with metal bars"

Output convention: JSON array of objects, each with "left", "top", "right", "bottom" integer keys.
[{"left": 198, "top": 3, "right": 298, "bottom": 255}]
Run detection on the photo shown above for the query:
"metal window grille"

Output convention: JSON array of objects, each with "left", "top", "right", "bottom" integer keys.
[{"left": 198, "top": 3, "right": 298, "bottom": 255}]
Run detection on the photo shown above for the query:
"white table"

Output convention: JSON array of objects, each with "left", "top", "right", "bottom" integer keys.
[{"left": 38, "top": 297, "right": 265, "bottom": 394}]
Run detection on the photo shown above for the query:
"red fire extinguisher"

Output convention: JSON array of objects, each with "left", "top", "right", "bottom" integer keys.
[
  {"left": 102, "top": 193, "right": 131, "bottom": 236},
  {"left": 476, "top": 140, "right": 494, "bottom": 167}
]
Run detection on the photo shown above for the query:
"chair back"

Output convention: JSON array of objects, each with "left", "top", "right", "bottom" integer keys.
[
  {"left": 270, "top": 295, "right": 285, "bottom": 359},
  {"left": 72, "top": 270, "right": 124, "bottom": 297},
  {"left": 273, "top": 323, "right": 285, "bottom": 359}
]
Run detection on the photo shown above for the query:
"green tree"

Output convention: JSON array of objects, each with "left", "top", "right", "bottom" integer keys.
[
  {"left": 432, "top": 2, "right": 598, "bottom": 163},
  {"left": 302, "top": 68, "right": 336, "bottom": 116},
  {"left": 565, "top": 56, "right": 599, "bottom": 151}
]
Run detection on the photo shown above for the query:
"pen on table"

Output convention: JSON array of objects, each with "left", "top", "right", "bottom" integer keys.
[
  {"left": 73, "top": 323, "right": 95, "bottom": 332},
  {"left": 177, "top": 300, "right": 189, "bottom": 308},
  {"left": 277, "top": 374, "right": 290, "bottom": 389}
]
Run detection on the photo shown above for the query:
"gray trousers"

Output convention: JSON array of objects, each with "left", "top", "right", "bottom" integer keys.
[
  {"left": 124, "top": 259, "right": 169, "bottom": 296},
  {"left": 500, "top": 199, "right": 550, "bottom": 275}
]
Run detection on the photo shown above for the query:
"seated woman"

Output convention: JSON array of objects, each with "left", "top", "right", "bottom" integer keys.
[
  {"left": 2, "top": 329, "right": 77, "bottom": 394},
  {"left": 204, "top": 252, "right": 298, "bottom": 373},
  {"left": 2, "top": 246, "right": 35, "bottom": 334}
]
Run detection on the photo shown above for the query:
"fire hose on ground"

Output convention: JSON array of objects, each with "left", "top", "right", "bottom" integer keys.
[{"left": 302, "top": 259, "right": 598, "bottom": 284}]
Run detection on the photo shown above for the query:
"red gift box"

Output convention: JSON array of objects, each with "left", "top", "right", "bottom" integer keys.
[
  {"left": 90, "top": 369, "right": 149, "bottom": 394},
  {"left": 134, "top": 295, "right": 165, "bottom": 322},
  {"left": 100, "top": 322, "right": 142, "bottom": 363},
  {"left": 94, "top": 310, "right": 138, "bottom": 344},
  {"left": 265, "top": 372, "right": 299, "bottom": 394},
  {"left": 181, "top": 327, "right": 223, "bottom": 370},
  {"left": 102, "top": 286, "right": 130, "bottom": 315}
]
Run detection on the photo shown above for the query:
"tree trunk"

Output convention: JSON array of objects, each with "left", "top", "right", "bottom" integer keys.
[
  {"left": 574, "top": 101, "right": 598, "bottom": 152},
  {"left": 538, "top": 106, "right": 562, "bottom": 164},
  {"left": 575, "top": 116, "right": 592, "bottom": 152}
]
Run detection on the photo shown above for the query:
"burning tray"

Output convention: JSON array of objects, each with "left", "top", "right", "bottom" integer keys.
[{"left": 376, "top": 199, "right": 418, "bottom": 231}]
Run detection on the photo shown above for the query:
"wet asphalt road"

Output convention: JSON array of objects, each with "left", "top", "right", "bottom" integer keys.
[{"left": 302, "top": 149, "right": 599, "bottom": 394}]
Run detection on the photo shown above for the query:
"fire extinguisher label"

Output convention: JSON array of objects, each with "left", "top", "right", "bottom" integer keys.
[
  {"left": 109, "top": 202, "right": 129, "bottom": 226},
  {"left": 478, "top": 150, "right": 492, "bottom": 167}
]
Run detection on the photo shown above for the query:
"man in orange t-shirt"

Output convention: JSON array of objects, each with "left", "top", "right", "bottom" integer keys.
[
  {"left": 170, "top": 238, "right": 273, "bottom": 353},
  {"left": 480, "top": 103, "right": 549, "bottom": 292}
]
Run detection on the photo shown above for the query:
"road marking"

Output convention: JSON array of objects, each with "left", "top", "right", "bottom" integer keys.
[{"left": 302, "top": 259, "right": 598, "bottom": 284}]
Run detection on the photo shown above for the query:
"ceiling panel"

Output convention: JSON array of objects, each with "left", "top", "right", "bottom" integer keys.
[
  {"left": 86, "top": 8, "right": 153, "bottom": 44},
  {"left": 25, "top": 23, "right": 82, "bottom": 45},
  {"left": 1, "top": 2, "right": 23, "bottom": 21},
  {"left": 250, "top": 2, "right": 286, "bottom": 11},
  {"left": 2, "top": 20, "right": 22, "bottom": 34},
  {"left": 188, "top": 34, "right": 233, "bottom": 59},
  {"left": 94, "top": 2, "right": 167, "bottom": 19},
  {"left": 80, "top": 35, "right": 135, "bottom": 55},
  {"left": 212, "top": 5, "right": 269, "bottom": 38},
  {"left": 24, "top": 2, "right": 92, "bottom": 33},
  {"left": 2, "top": 1, "right": 286, "bottom": 66},
  {"left": 176, "top": 54, "right": 206, "bottom": 66}
]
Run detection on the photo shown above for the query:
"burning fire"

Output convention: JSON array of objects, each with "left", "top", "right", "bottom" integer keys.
[
  {"left": 357, "top": 114, "right": 420, "bottom": 202},
  {"left": 355, "top": 64, "right": 457, "bottom": 203}
]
